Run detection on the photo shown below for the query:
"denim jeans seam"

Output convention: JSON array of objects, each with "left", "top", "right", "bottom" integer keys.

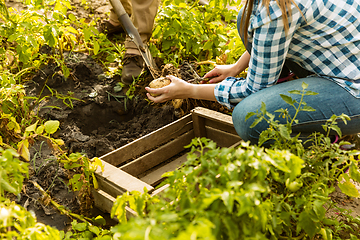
[{"left": 292, "top": 113, "right": 360, "bottom": 129}]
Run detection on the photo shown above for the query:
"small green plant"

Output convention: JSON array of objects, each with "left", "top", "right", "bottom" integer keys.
[
  {"left": 245, "top": 82, "right": 318, "bottom": 155},
  {"left": 60, "top": 219, "right": 112, "bottom": 239},
  {"left": 108, "top": 82, "right": 360, "bottom": 239},
  {"left": 46, "top": 86, "right": 85, "bottom": 109},
  {"left": 60, "top": 153, "right": 104, "bottom": 212}
]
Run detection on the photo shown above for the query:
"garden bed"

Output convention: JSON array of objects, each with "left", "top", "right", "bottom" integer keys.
[
  {"left": 92, "top": 107, "right": 242, "bottom": 217},
  {"left": 4, "top": 0, "right": 359, "bottom": 237}
]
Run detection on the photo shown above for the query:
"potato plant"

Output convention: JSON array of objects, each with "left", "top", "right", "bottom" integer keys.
[{"left": 151, "top": 0, "right": 245, "bottom": 70}]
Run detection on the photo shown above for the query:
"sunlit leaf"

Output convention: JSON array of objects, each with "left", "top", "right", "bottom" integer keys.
[
  {"left": 44, "top": 120, "right": 60, "bottom": 134},
  {"left": 25, "top": 121, "right": 38, "bottom": 132}
]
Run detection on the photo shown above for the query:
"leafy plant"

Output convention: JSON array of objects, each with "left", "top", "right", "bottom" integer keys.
[
  {"left": 0, "top": 200, "right": 61, "bottom": 239},
  {"left": 245, "top": 82, "right": 318, "bottom": 155},
  {"left": 46, "top": 86, "right": 85, "bottom": 109},
  {"left": 61, "top": 219, "right": 112, "bottom": 240},
  {"left": 0, "top": 148, "right": 28, "bottom": 200},
  {"left": 0, "top": 0, "right": 118, "bottom": 80},
  {"left": 60, "top": 153, "right": 104, "bottom": 212},
  {"left": 152, "top": 0, "right": 244, "bottom": 65}
]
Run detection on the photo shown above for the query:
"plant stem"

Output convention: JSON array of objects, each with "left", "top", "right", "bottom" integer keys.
[{"left": 30, "top": 180, "right": 92, "bottom": 223}]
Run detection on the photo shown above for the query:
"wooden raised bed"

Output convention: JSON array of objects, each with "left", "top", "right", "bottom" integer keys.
[{"left": 92, "top": 107, "right": 242, "bottom": 217}]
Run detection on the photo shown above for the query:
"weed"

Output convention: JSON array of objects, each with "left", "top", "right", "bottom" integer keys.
[{"left": 46, "top": 86, "right": 85, "bottom": 109}]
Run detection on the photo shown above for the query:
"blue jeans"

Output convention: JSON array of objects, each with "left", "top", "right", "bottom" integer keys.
[{"left": 232, "top": 77, "right": 360, "bottom": 144}]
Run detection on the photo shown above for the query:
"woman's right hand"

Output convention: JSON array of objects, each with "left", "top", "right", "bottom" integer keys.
[
  {"left": 203, "top": 50, "right": 250, "bottom": 83},
  {"left": 203, "top": 64, "right": 240, "bottom": 83}
]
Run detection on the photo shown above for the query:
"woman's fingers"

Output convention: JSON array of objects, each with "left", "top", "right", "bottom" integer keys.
[{"left": 145, "top": 86, "right": 169, "bottom": 103}]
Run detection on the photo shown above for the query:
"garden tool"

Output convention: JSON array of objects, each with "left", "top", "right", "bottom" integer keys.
[{"left": 109, "top": 0, "right": 158, "bottom": 79}]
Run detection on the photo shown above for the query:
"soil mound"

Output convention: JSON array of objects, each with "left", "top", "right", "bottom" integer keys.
[{"left": 26, "top": 51, "right": 178, "bottom": 159}]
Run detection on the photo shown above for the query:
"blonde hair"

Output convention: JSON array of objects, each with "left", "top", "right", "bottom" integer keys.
[{"left": 240, "top": 0, "right": 300, "bottom": 46}]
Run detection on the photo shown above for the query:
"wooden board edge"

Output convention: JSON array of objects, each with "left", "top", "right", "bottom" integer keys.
[
  {"left": 191, "top": 107, "right": 233, "bottom": 127},
  {"left": 92, "top": 189, "right": 137, "bottom": 221},
  {"left": 205, "top": 126, "right": 242, "bottom": 147},
  {"left": 95, "top": 160, "right": 154, "bottom": 197},
  {"left": 120, "top": 129, "right": 194, "bottom": 177}
]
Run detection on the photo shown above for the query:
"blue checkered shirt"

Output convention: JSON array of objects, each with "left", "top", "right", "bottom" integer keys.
[{"left": 214, "top": 0, "right": 360, "bottom": 109}]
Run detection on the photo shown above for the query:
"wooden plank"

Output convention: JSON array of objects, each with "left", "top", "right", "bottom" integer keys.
[
  {"left": 120, "top": 129, "right": 195, "bottom": 177},
  {"left": 150, "top": 184, "right": 170, "bottom": 197},
  {"left": 191, "top": 107, "right": 238, "bottom": 135},
  {"left": 205, "top": 126, "right": 242, "bottom": 147},
  {"left": 140, "top": 153, "right": 189, "bottom": 186},
  {"left": 192, "top": 114, "right": 206, "bottom": 138},
  {"left": 191, "top": 107, "right": 233, "bottom": 126},
  {"left": 95, "top": 160, "right": 154, "bottom": 198},
  {"left": 204, "top": 118, "right": 239, "bottom": 136},
  {"left": 92, "top": 189, "right": 137, "bottom": 220},
  {"left": 230, "top": 141, "right": 243, "bottom": 148},
  {"left": 100, "top": 114, "right": 193, "bottom": 166},
  {"left": 92, "top": 189, "right": 117, "bottom": 218}
]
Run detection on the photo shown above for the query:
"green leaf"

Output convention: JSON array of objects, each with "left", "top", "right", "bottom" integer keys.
[
  {"left": 298, "top": 211, "right": 318, "bottom": 238},
  {"left": 44, "top": 120, "right": 60, "bottom": 134},
  {"left": 88, "top": 225, "right": 100, "bottom": 235},
  {"left": 221, "top": 191, "right": 234, "bottom": 213},
  {"left": 73, "top": 222, "right": 87, "bottom": 231},
  {"left": 329, "top": 125, "right": 342, "bottom": 137},
  {"left": 25, "top": 121, "right": 38, "bottom": 132},
  {"left": 301, "top": 82, "right": 309, "bottom": 89},
  {"left": 278, "top": 125, "right": 291, "bottom": 140},
  {"left": 288, "top": 90, "right": 301, "bottom": 95},
  {"left": 313, "top": 200, "right": 326, "bottom": 220},
  {"left": 249, "top": 117, "right": 263, "bottom": 128},
  {"left": 245, "top": 112, "right": 256, "bottom": 121},
  {"left": 349, "top": 164, "right": 360, "bottom": 183},
  {"left": 62, "top": 65, "right": 70, "bottom": 78},
  {"left": 302, "top": 105, "right": 316, "bottom": 111},
  {"left": 1, "top": 179, "right": 18, "bottom": 194},
  {"left": 114, "top": 83, "right": 123, "bottom": 92},
  {"left": 338, "top": 179, "right": 360, "bottom": 198},
  {"left": 44, "top": 26, "right": 56, "bottom": 47},
  {"left": 305, "top": 90, "right": 318, "bottom": 95},
  {"left": 93, "top": 40, "right": 100, "bottom": 55},
  {"left": 203, "top": 40, "right": 213, "bottom": 50},
  {"left": 69, "top": 174, "right": 83, "bottom": 191},
  {"left": 280, "top": 94, "right": 295, "bottom": 106},
  {"left": 94, "top": 215, "right": 106, "bottom": 226},
  {"left": 260, "top": 102, "right": 266, "bottom": 114},
  {"left": 36, "top": 125, "right": 45, "bottom": 135}
]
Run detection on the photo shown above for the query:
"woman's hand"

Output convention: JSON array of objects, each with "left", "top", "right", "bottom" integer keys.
[
  {"left": 146, "top": 75, "right": 192, "bottom": 103},
  {"left": 203, "top": 64, "right": 239, "bottom": 83},
  {"left": 203, "top": 50, "right": 250, "bottom": 83},
  {"left": 146, "top": 75, "right": 217, "bottom": 103}
]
